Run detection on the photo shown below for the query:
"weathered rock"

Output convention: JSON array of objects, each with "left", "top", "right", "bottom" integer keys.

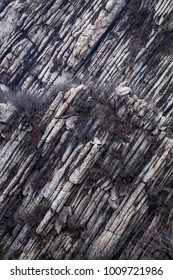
[
  {"left": 0, "top": 0, "right": 173, "bottom": 261},
  {"left": 0, "top": 102, "right": 16, "bottom": 123}
]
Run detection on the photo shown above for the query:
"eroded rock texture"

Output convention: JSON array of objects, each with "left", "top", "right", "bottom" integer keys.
[{"left": 0, "top": 0, "right": 173, "bottom": 260}]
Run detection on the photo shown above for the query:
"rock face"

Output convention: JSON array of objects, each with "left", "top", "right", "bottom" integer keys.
[{"left": 0, "top": 0, "right": 173, "bottom": 260}]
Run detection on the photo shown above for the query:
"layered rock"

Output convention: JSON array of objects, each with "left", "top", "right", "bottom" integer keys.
[{"left": 0, "top": 0, "right": 173, "bottom": 260}]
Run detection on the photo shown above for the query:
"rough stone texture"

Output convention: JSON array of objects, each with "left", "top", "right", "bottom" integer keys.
[
  {"left": 0, "top": 102, "right": 16, "bottom": 124},
  {"left": 0, "top": 0, "right": 173, "bottom": 260}
]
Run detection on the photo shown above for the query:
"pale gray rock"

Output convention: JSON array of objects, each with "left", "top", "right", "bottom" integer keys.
[
  {"left": 0, "top": 102, "right": 16, "bottom": 123},
  {"left": 0, "top": 0, "right": 173, "bottom": 261}
]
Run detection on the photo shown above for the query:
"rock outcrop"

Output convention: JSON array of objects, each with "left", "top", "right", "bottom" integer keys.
[{"left": 0, "top": 0, "right": 173, "bottom": 260}]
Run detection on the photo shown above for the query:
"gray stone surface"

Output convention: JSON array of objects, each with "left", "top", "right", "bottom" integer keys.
[{"left": 0, "top": 0, "right": 173, "bottom": 260}]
